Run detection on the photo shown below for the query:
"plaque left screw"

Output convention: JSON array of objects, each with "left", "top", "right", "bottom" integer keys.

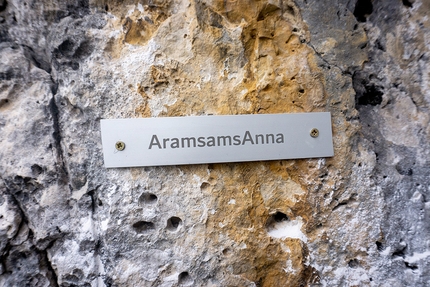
[
  {"left": 115, "top": 141, "right": 125, "bottom": 151},
  {"left": 310, "top": 128, "right": 319, "bottom": 138}
]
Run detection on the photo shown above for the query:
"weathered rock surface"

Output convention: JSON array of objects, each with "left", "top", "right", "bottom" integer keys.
[{"left": 0, "top": 0, "right": 429, "bottom": 286}]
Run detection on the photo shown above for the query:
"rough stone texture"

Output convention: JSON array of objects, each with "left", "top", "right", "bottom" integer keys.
[{"left": 0, "top": 0, "right": 429, "bottom": 286}]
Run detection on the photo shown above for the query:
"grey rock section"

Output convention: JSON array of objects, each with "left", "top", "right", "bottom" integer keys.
[
  {"left": 354, "top": 0, "right": 430, "bottom": 285},
  {"left": 296, "top": 0, "right": 368, "bottom": 72},
  {"left": 297, "top": 0, "right": 430, "bottom": 285},
  {"left": 0, "top": 1, "right": 107, "bottom": 286}
]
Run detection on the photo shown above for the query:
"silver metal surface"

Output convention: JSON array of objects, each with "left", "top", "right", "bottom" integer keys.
[{"left": 100, "top": 112, "right": 334, "bottom": 168}]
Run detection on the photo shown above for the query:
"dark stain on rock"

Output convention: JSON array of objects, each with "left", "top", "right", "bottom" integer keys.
[
  {"left": 132, "top": 221, "right": 155, "bottom": 233},
  {"left": 356, "top": 84, "right": 383, "bottom": 106},
  {"left": 354, "top": 0, "right": 373, "bottom": 22},
  {"left": 22, "top": 45, "right": 52, "bottom": 73},
  {"left": 353, "top": 72, "right": 384, "bottom": 107},
  {"left": 402, "top": 0, "right": 413, "bottom": 8},
  {"left": 66, "top": 0, "right": 90, "bottom": 18},
  {"left": 0, "top": 0, "right": 7, "bottom": 12}
]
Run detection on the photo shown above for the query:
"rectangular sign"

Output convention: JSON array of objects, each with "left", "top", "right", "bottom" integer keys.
[{"left": 100, "top": 112, "right": 334, "bottom": 168}]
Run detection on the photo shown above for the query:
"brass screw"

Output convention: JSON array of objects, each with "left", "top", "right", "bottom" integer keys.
[
  {"left": 310, "top": 128, "right": 319, "bottom": 138},
  {"left": 115, "top": 141, "right": 125, "bottom": 151}
]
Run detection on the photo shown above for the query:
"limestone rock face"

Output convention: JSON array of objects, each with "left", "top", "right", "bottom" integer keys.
[{"left": 0, "top": 0, "right": 429, "bottom": 286}]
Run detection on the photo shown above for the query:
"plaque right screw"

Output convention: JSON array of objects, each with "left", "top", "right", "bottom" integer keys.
[
  {"left": 310, "top": 128, "right": 319, "bottom": 138},
  {"left": 115, "top": 141, "right": 125, "bottom": 151}
]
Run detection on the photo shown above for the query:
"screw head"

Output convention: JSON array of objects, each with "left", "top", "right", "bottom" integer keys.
[
  {"left": 310, "top": 128, "right": 319, "bottom": 138},
  {"left": 115, "top": 141, "right": 125, "bottom": 151}
]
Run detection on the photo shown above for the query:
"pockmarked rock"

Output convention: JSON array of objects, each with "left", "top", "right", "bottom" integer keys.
[{"left": 0, "top": 0, "right": 428, "bottom": 286}]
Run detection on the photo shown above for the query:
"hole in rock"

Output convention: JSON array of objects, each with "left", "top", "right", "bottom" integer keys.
[
  {"left": 63, "top": 274, "right": 80, "bottom": 284},
  {"left": 70, "top": 62, "right": 79, "bottom": 70},
  {"left": 58, "top": 39, "right": 75, "bottom": 56},
  {"left": 359, "top": 42, "right": 367, "bottom": 49},
  {"left": 375, "top": 40, "right": 385, "bottom": 51},
  {"left": 73, "top": 40, "right": 93, "bottom": 59},
  {"left": 273, "top": 211, "right": 288, "bottom": 222},
  {"left": 392, "top": 245, "right": 407, "bottom": 257},
  {"left": 332, "top": 201, "right": 348, "bottom": 211},
  {"left": 353, "top": 72, "right": 384, "bottom": 107},
  {"left": 0, "top": 98, "right": 9, "bottom": 109},
  {"left": 402, "top": 0, "right": 413, "bottom": 8},
  {"left": 132, "top": 221, "right": 154, "bottom": 233},
  {"left": 353, "top": 0, "right": 373, "bottom": 22},
  {"left": 222, "top": 248, "right": 232, "bottom": 256},
  {"left": 395, "top": 161, "right": 414, "bottom": 176},
  {"left": 138, "top": 192, "right": 158, "bottom": 206},
  {"left": 0, "top": 0, "right": 7, "bottom": 12},
  {"left": 178, "top": 272, "right": 193, "bottom": 286},
  {"left": 166, "top": 216, "right": 182, "bottom": 231},
  {"left": 200, "top": 182, "right": 210, "bottom": 190},
  {"left": 31, "top": 164, "right": 43, "bottom": 176},
  {"left": 357, "top": 85, "right": 383, "bottom": 106},
  {"left": 405, "top": 261, "right": 418, "bottom": 270},
  {"left": 284, "top": 5, "right": 295, "bottom": 17},
  {"left": 348, "top": 259, "right": 359, "bottom": 268}
]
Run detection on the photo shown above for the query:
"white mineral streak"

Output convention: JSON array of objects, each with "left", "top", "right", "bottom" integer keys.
[
  {"left": 283, "top": 259, "right": 295, "bottom": 273},
  {"left": 227, "top": 199, "right": 236, "bottom": 205},
  {"left": 267, "top": 217, "right": 307, "bottom": 242},
  {"left": 405, "top": 251, "right": 430, "bottom": 263}
]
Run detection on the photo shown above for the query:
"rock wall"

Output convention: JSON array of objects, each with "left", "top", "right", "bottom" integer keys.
[{"left": 0, "top": 0, "right": 429, "bottom": 286}]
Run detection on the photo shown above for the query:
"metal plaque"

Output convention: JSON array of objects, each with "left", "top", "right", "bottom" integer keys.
[{"left": 100, "top": 112, "right": 334, "bottom": 168}]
